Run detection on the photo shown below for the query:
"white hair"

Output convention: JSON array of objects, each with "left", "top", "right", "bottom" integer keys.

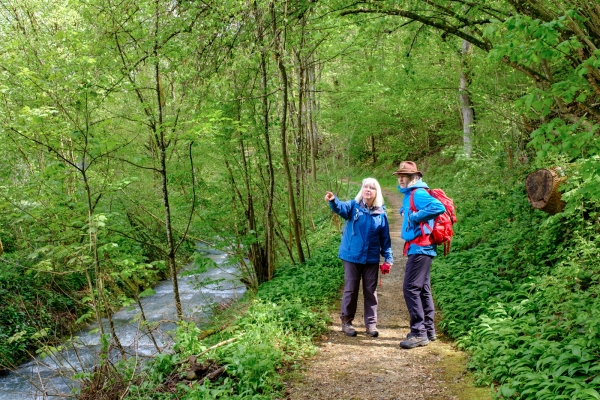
[
  {"left": 407, "top": 176, "right": 422, "bottom": 187},
  {"left": 355, "top": 177, "right": 384, "bottom": 208}
]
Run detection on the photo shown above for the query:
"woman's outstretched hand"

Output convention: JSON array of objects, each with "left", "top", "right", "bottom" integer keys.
[{"left": 324, "top": 191, "right": 335, "bottom": 202}]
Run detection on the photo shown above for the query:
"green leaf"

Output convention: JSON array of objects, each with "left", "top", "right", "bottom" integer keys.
[
  {"left": 139, "top": 288, "right": 156, "bottom": 298},
  {"left": 500, "top": 385, "right": 517, "bottom": 397},
  {"left": 577, "top": 389, "right": 600, "bottom": 399}
]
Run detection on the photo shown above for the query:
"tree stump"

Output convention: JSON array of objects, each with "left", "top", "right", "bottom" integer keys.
[{"left": 525, "top": 168, "right": 565, "bottom": 214}]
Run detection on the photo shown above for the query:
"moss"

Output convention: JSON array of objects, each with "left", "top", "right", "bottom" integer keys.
[{"left": 428, "top": 336, "right": 493, "bottom": 400}]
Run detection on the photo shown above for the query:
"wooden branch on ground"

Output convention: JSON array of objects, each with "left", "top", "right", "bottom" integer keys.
[
  {"left": 196, "top": 366, "right": 226, "bottom": 385},
  {"left": 175, "top": 336, "right": 242, "bottom": 366}
]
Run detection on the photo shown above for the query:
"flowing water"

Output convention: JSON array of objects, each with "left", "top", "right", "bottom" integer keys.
[{"left": 0, "top": 250, "right": 246, "bottom": 399}]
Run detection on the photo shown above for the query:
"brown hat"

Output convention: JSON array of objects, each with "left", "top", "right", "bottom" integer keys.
[{"left": 392, "top": 161, "right": 422, "bottom": 176}]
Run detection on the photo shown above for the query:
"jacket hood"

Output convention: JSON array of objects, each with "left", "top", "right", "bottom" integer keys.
[
  {"left": 358, "top": 200, "right": 386, "bottom": 215},
  {"left": 397, "top": 179, "right": 429, "bottom": 195}
]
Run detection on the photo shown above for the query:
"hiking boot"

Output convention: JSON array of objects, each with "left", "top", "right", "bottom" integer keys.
[
  {"left": 341, "top": 323, "right": 357, "bottom": 337},
  {"left": 400, "top": 335, "right": 429, "bottom": 349},
  {"left": 366, "top": 327, "right": 379, "bottom": 337},
  {"left": 408, "top": 332, "right": 437, "bottom": 341}
]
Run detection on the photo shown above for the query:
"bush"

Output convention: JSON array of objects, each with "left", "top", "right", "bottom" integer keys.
[{"left": 429, "top": 155, "right": 600, "bottom": 399}]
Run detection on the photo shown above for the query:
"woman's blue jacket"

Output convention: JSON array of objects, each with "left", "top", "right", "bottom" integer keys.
[
  {"left": 398, "top": 181, "right": 446, "bottom": 257},
  {"left": 329, "top": 198, "right": 393, "bottom": 265}
]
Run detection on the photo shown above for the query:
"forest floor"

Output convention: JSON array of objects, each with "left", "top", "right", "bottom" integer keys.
[{"left": 281, "top": 188, "right": 493, "bottom": 400}]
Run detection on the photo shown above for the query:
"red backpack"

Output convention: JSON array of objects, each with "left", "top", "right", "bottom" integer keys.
[{"left": 407, "top": 188, "right": 457, "bottom": 256}]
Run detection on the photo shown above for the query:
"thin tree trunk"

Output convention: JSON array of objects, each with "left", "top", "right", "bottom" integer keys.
[
  {"left": 296, "top": 56, "right": 305, "bottom": 200},
  {"left": 158, "top": 131, "right": 182, "bottom": 320},
  {"left": 154, "top": 4, "right": 182, "bottom": 319},
  {"left": 237, "top": 107, "right": 263, "bottom": 286},
  {"left": 308, "top": 58, "right": 319, "bottom": 182},
  {"left": 113, "top": 0, "right": 183, "bottom": 319},
  {"left": 255, "top": 0, "right": 276, "bottom": 282},
  {"left": 371, "top": 135, "right": 377, "bottom": 164},
  {"left": 460, "top": 39, "right": 474, "bottom": 158},
  {"left": 271, "top": 0, "right": 305, "bottom": 264}
]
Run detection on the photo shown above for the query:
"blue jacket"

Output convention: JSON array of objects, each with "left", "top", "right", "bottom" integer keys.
[
  {"left": 329, "top": 198, "right": 393, "bottom": 265},
  {"left": 398, "top": 180, "right": 446, "bottom": 256}
]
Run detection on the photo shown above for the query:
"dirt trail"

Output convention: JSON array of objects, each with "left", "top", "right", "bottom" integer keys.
[{"left": 283, "top": 189, "right": 491, "bottom": 400}]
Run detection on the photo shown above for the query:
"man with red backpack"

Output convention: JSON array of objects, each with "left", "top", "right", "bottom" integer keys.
[{"left": 393, "top": 161, "right": 446, "bottom": 349}]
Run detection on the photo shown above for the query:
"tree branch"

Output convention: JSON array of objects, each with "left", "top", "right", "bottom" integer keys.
[{"left": 340, "top": 8, "right": 493, "bottom": 50}]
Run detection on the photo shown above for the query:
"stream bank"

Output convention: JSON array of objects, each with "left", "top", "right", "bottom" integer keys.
[{"left": 0, "top": 250, "right": 245, "bottom": 399}]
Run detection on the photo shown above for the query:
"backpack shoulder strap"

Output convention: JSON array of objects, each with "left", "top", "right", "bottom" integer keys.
[
  {"left": 409, "top": 188, "right": 431, "bottom": 212},
  {"left": 409, "top": 188, "right": 435, "bottom": 236},
  {"left": 409, "top": 189, "right": 417, "bottom": 212}
]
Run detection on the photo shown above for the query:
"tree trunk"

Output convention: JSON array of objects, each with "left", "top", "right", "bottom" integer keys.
[
  {"left": 460, "top": 39, "right": 473, "bottom": 158},
  {"left": 525, "top": 168, "right": 566, "bottom": 214},
  {"left": 237, "top": 112, "right": 263, "bottom": 286},
  {"left": 158, "top": 142, "right": 183, "bottom": 319},
  {"left": 271, "top": 1, "right": 305, "bottom": 264},
  {"left": 308, "top": 58, "right": 319, "bottom": 182},
  {"left": 255, "top": 0, "right": 276, "bottom": 282},
  {"left": 155, "top": 43, "right": 183, "bottom": 319},
  {"left": 371, "top": 135, "right": 377, "bottom": 164}
]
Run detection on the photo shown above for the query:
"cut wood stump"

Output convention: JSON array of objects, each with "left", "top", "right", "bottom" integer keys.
[{"left": 525, "top": 168, "right": 566, "bottom": 214}]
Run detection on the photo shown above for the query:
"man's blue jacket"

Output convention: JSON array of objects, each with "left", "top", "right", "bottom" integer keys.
[
  {"left": 329, "top": 198, "right": 393, "bottom": 265},
  {"left": 398, "top": 180, "right": 446, "bottom": 256}
]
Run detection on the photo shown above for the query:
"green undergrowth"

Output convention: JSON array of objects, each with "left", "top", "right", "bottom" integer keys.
[
  {"left": 120, "top": 235, "right": 343, "bottom": 399},
  {"left": 0, "top": 259, "right": 85, "bottom": 369},
  {"left": 427, "top": 153, "right": 600, "bottom": 399},
  {"left": 0, "top": 247, "right": 170, "bottom": 370}
]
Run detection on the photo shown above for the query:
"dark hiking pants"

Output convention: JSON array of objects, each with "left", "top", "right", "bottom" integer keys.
[
  {"left": 341, "top": 260, "right": 379, "bottom": 328},
  {"left": 403, "top": 254, "right": 435, "bottom": 337}
]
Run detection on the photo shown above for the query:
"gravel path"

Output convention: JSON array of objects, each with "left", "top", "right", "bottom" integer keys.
[{"left": 282, "top": 189, "right": 491, "bottom": 400}]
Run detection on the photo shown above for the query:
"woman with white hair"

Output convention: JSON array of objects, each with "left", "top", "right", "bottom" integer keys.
[{"left": 324, "top": 178, "right": 393, "bottom": 337}]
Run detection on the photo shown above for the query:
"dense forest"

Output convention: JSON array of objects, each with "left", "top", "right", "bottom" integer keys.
[{"left": 1, "top": 0, "right": 600, "bottom": 398}]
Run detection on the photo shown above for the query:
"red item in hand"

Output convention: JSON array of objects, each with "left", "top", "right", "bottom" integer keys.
[{"left": 380, "top": 262, "right": 391, "bottom": 275}]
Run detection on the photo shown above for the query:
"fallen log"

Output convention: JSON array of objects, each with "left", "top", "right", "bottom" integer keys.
[{"left": 525, "top": 168, "right": 566, "bottom": 214}]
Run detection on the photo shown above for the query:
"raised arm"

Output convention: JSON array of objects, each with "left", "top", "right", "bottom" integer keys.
[{"left": 325, "top": 192, "right": 354, "bottom": 220}]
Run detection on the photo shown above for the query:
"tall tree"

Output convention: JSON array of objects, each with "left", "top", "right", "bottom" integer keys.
[
  {"left": 460, "top": 39, "right": 474, "bottom": 157},
  {"left": 271, "top": 0, "right": 306, "bottom": 264}
]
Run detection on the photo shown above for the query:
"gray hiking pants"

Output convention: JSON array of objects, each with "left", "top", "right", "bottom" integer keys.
[
  {"left": 340, "top": 260, "right": 379, "bottom": 328},
  {"left": 403, "top": 254, "right": 435, "bottom": 337}
]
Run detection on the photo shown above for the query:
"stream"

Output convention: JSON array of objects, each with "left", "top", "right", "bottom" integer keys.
[{"left": 0, "top": 249, "right": 246, "bottom": 399}]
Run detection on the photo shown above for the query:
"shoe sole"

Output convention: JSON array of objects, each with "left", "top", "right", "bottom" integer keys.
[
  {"left": 366, "top": 332, "right": 379, "bottom": 337},
  {"left": 344, "top": 331, "right": 357, "bottom": 337},
  {"left": 399, "top": 340, "right": 430, "bottom": 349}
]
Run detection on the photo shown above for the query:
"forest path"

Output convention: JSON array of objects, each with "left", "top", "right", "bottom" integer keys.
[{"left": 282, "top": 188, "right": 491, "bottom": 400}]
